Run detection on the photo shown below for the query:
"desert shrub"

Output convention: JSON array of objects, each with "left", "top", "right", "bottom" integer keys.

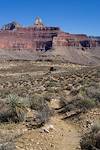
[
  {"left": 17, "top": 96, "right": 30, "bottom": 108},
  {"left": 59, "top": 96, "right": 81, "bottom": 114},
  {"left": 95, "top": 131, "right": 100, "bottom": 149},
  {"left": 0, "top": 94, "right": 27, "bottom": 123},
  {"left": 46, "top": 87, "right": 56, "bottom": 93},
  {"left": 79, "top": 84, "right": 100, "bottom": 102},
  {"left": 80, "top": 123, "right": 100, "bottom": 149},
  {"left": 0, "top": 89, "right": 10, "bottom": 99},
  {"left": 88, "top": 82, "right": 98, "bottom": 88},
  {"left": 7, "top": 94, "right": 27, "bottom": 122},
  {"left": 91, "top": 123, "right": 100, "bottom": 133},
  {"left": 59, "top": 96, "right": 67, "bottom": 108},
  {"left": 30, "top": 94, "right": 47, "bottom": 111},
  {"left": 0, "top": 100, "right": 10, "bottom": 123},
  {"left": 78, "top": 85, "right": 99, "bottom": 110},
  {"left": 0, "top": 142, "right": 16, "bottom": 150},
  {"left": 35, "top": 105, "right": 52, "bottom": 125},
  {"left": 70, "top": 89, "right": 79, "bottom": 96},
  {"left": 79, "top": 98, "right": 96, "bottom": 110},
  {"left": 46, "top": 80, "right": 58, "bottom": 88},
  {"left": 43, "top": 92, "right": 54, "bottom": 102},
  {"left": 29, "top": 94, "right": 52, "bottom": 124},
  {"left": 80, "top": 133, "right": 95, "bottom": 150},
  {"left": 79, "top": 87, "right": 86, "bottom": 97},
  {"left": 58, "top": 95, "right": 96, "bottom": 118},
  {"left": 86, "top": 86, "right": 100, "bottom": 102}
]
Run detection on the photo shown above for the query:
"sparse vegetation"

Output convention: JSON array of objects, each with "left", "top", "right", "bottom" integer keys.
[{"left": 0, "top": 61, "right": 99, "bottom": 149}]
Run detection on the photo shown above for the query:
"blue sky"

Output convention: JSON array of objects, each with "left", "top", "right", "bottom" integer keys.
[{"left": 0, "top": 0, "right": 100, "bottom": 36}]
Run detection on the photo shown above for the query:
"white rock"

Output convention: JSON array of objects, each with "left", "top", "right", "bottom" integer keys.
[{"left": 40, "top": 124, "right": 55, "bottom": 133}]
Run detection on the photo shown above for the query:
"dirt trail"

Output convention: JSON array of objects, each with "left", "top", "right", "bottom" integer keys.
[
  {"left": 15, "top": 113, "right": 81, "bottom": 150},
  {"left": 50, "top": 115, "right": 80, "bottom": 150},
  {"left": 20, "top": 99, "right": 81, "bottom": 150}
]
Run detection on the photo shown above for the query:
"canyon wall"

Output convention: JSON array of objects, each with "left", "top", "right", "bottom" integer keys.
[{"left": 0, "top": 17, "right": 100, "bottom": 52}]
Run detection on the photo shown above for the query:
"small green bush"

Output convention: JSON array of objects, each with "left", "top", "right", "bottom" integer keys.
[{"left": 79, "top": 98, "right": 96, "bottom": 110}]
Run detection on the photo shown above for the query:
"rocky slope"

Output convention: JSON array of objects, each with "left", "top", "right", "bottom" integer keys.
[{"left": 0, "top": 46, "right": 100, "bottom": 65}]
